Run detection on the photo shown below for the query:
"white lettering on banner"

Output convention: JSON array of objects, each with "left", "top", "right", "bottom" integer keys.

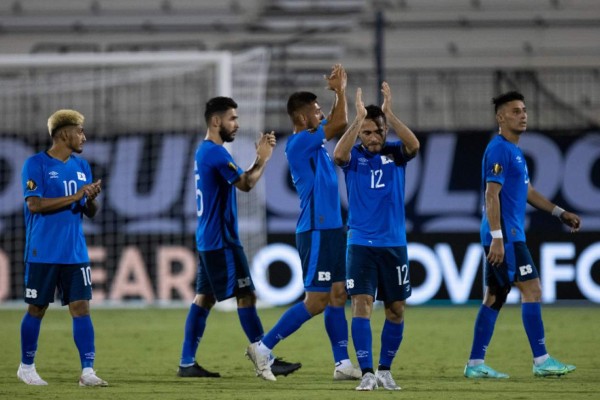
[
  {"left": 157, "top": 246, "right": 196, "bottom": 301},
  {"left": 577, "top": 243, "right": 600, "bottom": 302},
  {"left": 109, "top": 246, "right": 155, "bottom": 302},
  {"left": 250, "top": 243, "right": 304, "bottom": 306},
  {"left": 541, "top": 243, "right": 576, "bottom": 303},
  {"left": 417, "top": 134, "right": 478, "bottom": 214},
  {"left": 0, "top": 133, "right": 599, "bottom": 233},
  {"left": 434, "top": 243, "right": 482, "bottom": 303},
  {"left": 405, "top": 243, "right": 443, "bottom": 304},
  {"left": 107, "top": 136, "right": 189, "bottom": 232},
  {"left": 563, "top": 135, "right": 600, "bottom": 212},
  {"left": 0, "top": 242, "right": 599, "bottom": 304},
  {"left": 519, "top": 134, "right": 563, "bottom": 212}
]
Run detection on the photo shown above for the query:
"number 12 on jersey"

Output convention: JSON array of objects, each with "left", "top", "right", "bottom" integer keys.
[{"left": 370, "top": 169, "right": 385, "bottom": 189}]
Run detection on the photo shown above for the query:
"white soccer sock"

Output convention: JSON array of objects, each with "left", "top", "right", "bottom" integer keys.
[
  {"left": 533, "top": 354, "right": 549, "bottom": 366},
  {"left": 467, "top": 359, "right": 484, "bottom": 367},
  {"left": 257, "top": 341, "right": 272, "bottom": 356},
  {"left": 336, "top": 359, "right": 353, "bottom": 369},
  {"left": 82, "top": 367, "right": 94, "bottom": 375}
]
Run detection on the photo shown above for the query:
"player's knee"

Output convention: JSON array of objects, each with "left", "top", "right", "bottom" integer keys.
[
  {"left": 329, "top": 283, "right": 348, "bottom": 306},
  {"left": 489, "top": 286, "right": 510, "bottom": 311},
  {"left": 384, "top": 301, "right": 405, "bottom": 322},
  {"left": 304, "top": 292, "right": 329, "bottom": 315}
]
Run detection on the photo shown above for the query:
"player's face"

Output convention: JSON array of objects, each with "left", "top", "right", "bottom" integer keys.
[
  {"left": 218, "top": 108, "right": 239, "bottom": 143},
  {"left": 303, "top": 101, "right": 324, "bottom": 131},
  {"left": 497, "top": 100, "right": 527, "bottom": 135},
  {"left": 359, "top": 118, "right": 386, "bottom": 153},
  {"left": 64, "top": 125, "right": 86, "bottom": 153}
]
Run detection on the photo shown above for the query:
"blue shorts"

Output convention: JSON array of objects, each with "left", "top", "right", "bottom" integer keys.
[
  {"left": 196, "top": 245, "right": 255, "bottom": 302},
  {"left": 484, "top": 241, "right": 539, "bottom": 288},
  {"left": 346, "top": 245, "right": 411, "bottom": 302},
  {"left": 296, "top": 228, "right": 346, "bottom": 292},
  {"left": 24, "top": 262, "right": 92, "bottom": 306}
]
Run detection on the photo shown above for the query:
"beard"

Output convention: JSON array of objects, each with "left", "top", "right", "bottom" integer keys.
[{"left": 219, "top": 125, "right": 236, "bottom": 142}]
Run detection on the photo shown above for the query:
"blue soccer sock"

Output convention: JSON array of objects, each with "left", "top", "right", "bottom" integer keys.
[
  {"left": 237, "top": 306, "right": 264, "bottom": 343},
  {"left": 180, "top": 304, "right": 209, "bottom": 366},
  {"left": 522, "top": 302, "right": 547, "bottom": 358},
  {"left": 262, "top": 302, "right": 312, "bottom": 350},
  {"left": 73, "top": 315, "right": 95, "bottom": 369},
  {"left": 352, "top": 317, "right": 372, "bottom": 371},
  {"left": 20, "top": 313, "right": 42, "bottom": 365},
  {"left": 324, "top": 305, "right": 350, "bottom": 363},
  {"left": 379, "top": 319, "right": 404, "bottom": 369},
  {"left": 468, "top": 305, "right": 499, "bottom": 361}
]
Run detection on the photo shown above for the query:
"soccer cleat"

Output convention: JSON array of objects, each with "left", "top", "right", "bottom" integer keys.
[
  {"left": 246, "top": 342, "right": 276, "bottom": 381},
  {"left": 464, "top": 363, "right": 509, "bottom": 379},
  {"left": 177, "top": 362, "right": 221, "bottom": 378},
  {"left": 355, "top": 372, "right": 378, "bottom": 391},
  {"left": 271, "top": 357, "right": 302, "bottom": 377},
  {"left": 333, "top": 363, "right": 362, "bottom": 380},
  {"left": 79, "top": 370, "right": 108, "bottom": 387},
  {"left": 375, "top": 370, "right": 401, "bottom": 390},
  {"left": 533, "top": 357, "right": 572, "bottom": 377},
  {"left": 17, "top": 363, "right": 48, "bottom": 386}
]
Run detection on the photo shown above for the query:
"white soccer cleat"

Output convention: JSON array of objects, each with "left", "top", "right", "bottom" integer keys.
[
  {"left": 17, "top": 363, "right": 48, "bottom": 386},
  {"left": 333, "top": 363, "right": 362, "bottom": 380},
  {"left": 375, "top": 370, "right": 401, "bottom": 390},
  {"left": 79, "top": 370, "right": 108, "bottom": 387},
  {"left": 355, "top": 372, "right": 378, "bottom": 391},
  {"left": 245, "top": 342, "right": 276, "bottom": 381}
]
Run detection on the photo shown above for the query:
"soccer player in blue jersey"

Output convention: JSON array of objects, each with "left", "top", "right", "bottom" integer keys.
[
  {"left": 464, "top": 91, "right": 582, "bottom": 379},
  {"left": 19, "top": 109, "right": 107, "bottom": 387},
  {"left": 333, "top": 83, "right": 420, "bottom": 391},
  {"left": 177, "top": 96, "right": 300, "bottom": 378},
  {"left": 246, "top": 64, "right": 361, "bottom": 382}
]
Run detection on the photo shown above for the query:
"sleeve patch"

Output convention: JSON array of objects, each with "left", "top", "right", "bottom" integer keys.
[
  {"left": 227, "top": 162, "right": 238, "bottom": 171},
  {"left": 491, "top": 163, "right": 503, "bottom": 176},
  {"left": 26, "top": 179, "right": 37, "bottom": 191}
]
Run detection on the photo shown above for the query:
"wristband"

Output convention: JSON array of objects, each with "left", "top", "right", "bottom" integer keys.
[
  {"left": 490, "top": 230, "right": 503, "bottom": 239},
  {"left": 552, "top": 206, "right": 565, "bottom": 218}
]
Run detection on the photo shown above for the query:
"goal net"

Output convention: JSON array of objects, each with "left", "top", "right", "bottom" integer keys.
[{"left": 0, "top": 48, "right": 270, "bottom": 304}]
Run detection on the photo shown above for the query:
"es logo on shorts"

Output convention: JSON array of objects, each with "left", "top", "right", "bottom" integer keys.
[
  {"left": 519, "top": 264, "right": 533, "bottom": 276},
  {"left": 346, "top": 279, "right": 354, "bottom": 289},
  {"left": 318, "top": 271, "right": 331, "bottom": 281},
  {"left": 25, "top": 288, "right": 38, "bottom": 298}
]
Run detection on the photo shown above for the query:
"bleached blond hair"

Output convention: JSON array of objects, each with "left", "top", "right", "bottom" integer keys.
[{"left": 47, "top": 109, "right": 84, "bottom": 137}]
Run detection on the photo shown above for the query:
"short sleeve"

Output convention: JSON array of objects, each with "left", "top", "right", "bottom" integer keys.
[
  {"left": 484, "top": 144, "right": 511, "bottom": 186},
  {"left": 22, "top": 157, "right": 44, "bottom": 199}
]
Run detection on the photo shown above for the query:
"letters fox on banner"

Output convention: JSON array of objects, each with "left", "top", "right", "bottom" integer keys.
[{"left": 1, "top": 131, "right": 599, "bottom": 304}]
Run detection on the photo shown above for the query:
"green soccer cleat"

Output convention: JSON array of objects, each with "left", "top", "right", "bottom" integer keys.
[
  {"left": 464, "top": 363, "right": 509, "bottom": 379},
  {"left": 533, "top": 357, "right": 573, "bottom": 377}
]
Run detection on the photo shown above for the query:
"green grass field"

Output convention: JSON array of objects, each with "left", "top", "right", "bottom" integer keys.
[{"left": 0, "top": 305, "right": 598, "bottom": 400}]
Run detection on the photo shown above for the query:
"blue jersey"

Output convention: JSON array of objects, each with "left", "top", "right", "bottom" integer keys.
[
  {"left": 22, "top": 152, "right": 93, "bottom": 263},
  {"left": 195, "top": 140, "right": 244, "bottom": 251},
  {"left": 480, "top": 134, "right": 529, "bottom": 245},
  {"left": 342, "top": 142, "right": 410, "bottom": 247},
  {"left": 285, "top": 121, "right": 343, "bottom": 233}
]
